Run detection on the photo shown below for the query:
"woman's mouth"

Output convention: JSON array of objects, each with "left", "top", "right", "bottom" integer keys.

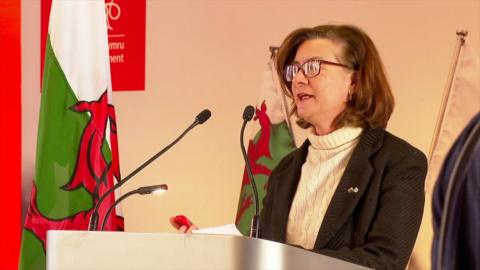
[{"left": 297, "top": 93, "right": 314, "bottom": 102}]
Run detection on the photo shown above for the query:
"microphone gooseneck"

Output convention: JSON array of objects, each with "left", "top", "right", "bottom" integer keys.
[
  {"left": 240, "top": 105, "right": 260, "bottom": 238},
  {"left": 88, "top": 109, "right": 212, "bottom": 231}
]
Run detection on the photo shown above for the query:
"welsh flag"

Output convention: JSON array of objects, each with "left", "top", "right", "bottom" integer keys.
[
  {"left": 19, "top": 1, "right": 123, "bottom": 269},
  {"left": 235, "top": 54, "right": 303, "bottom": 235}
]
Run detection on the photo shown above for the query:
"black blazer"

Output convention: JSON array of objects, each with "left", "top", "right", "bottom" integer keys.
[{"left": 259, "top": 127, "right": 427, "bottom": 270}]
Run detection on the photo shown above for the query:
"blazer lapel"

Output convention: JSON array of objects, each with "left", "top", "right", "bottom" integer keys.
[{"left": 314, "top": 127, "right": 384, "bottom": 248}]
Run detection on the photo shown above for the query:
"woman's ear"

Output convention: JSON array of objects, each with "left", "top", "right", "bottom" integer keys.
[
  {"left": 348, "top": 73, "right": 357, "bottom": 102},
  {"left": 350, "top": 72, "right": 357, "bottom": 86}
]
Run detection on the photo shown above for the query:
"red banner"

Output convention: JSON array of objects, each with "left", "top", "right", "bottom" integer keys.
[
  {"left": 106, "top": 0, "right": 146, "bottom": 91},
  {"left": 41, "top": 0, "right": 146, "bottom": 91},
  {"left": 0, "top": 1, "right": 22, "bottom": 269}
]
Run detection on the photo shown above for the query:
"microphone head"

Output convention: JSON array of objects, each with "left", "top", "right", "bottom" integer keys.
[
  {"left": 137, "top": 184, "right": 168, "bottom": 195},
  {"left": 242, "top": 105, "right": 255, "bottom": 121},
  {"left": 196, "top": 109, "right": 211, "bottom": 124}
]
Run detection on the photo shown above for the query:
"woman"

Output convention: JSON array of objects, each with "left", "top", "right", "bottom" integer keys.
[
  {"left": 172, "top": 24, "right": 427, "bottom": 270},
  {"left": 259, "top": 24, "right": 427, "bottom": 269}
]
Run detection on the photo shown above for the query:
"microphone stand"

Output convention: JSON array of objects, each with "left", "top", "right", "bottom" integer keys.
[
  {"left": 240, "top": 106, "right": 260, "bottom": 238},
  {"left": 89, "top": 110, "right": 211, "bottom": 231}
]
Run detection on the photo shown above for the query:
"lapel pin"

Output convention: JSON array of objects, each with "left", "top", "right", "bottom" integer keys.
[{"left": 347, "top": 187, "right": 359, "bottom": 193}]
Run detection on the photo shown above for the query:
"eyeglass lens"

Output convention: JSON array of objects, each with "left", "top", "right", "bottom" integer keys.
[{"left": 284, "top": 60, "right": 321, "bottom": 82}]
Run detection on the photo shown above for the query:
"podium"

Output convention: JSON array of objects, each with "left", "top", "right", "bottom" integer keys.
[{"left": 47, "top": 230, "right": 370, "bottom": 269}]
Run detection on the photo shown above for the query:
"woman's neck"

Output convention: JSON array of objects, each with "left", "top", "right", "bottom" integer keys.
[{"left": 313, "top": 123, "right": 336, "bottom": 136}]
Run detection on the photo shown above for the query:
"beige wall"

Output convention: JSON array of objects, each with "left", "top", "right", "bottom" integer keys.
[
  {"left": 21, "top": 0, "right": 40, "bottom": 224},
  {"left": 114, "top": 0, "right": 479, "bottom": 231},
  {"left": 22, "top": 0, "right": 479, "bottom": 268}
]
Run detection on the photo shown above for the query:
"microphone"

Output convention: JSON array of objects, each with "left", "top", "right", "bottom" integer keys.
[
  {"left": 243, "top": 105, "right": 255, "bottom": 121},
  {"left": 88, "top": 109, "right": 212, "bottom": 231},
  {"left": 100, "top": 184, "right": 168, "bottom": 231},
  {"left": 239, "top": 105, "right": 260, "bottom": 238},
  {"left": 196, "top": 109, "right": 211, "bottom": 124}
]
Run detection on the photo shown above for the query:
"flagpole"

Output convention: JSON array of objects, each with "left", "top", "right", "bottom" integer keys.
[{"left": 427, "top": 30, "right": 468, "bottom": 162}]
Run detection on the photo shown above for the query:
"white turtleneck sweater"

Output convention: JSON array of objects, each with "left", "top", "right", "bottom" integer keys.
[{"left": 286, "top": 126, "right": 363, "bottom": 249}]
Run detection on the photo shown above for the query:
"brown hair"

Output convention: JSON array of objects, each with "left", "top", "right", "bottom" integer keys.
[{"left": 276, "top": 24, "right": 394, "bottom": 129}]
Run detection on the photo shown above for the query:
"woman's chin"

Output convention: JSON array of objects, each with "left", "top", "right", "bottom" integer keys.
[{"left": 296, "top": 110, "right": 310, "bottom": 121}]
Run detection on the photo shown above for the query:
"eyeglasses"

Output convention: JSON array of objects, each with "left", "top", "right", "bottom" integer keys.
[{"left": 284, "top": 58, "right": 350, "bottom": 82}]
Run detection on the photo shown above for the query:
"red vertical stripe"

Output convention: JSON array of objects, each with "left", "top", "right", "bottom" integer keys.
[{"left": 0, "top": 0, "right": 21, "bottom": 268}]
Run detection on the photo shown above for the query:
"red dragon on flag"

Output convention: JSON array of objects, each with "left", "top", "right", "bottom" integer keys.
[
  {"left": 23, "top": 90, "right": 123, "bottom": 250},
  {"left": 235, "top": 101, "right": 273, "bottom": 224}
]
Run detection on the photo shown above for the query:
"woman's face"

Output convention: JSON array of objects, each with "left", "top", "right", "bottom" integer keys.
[{"left": 291, "top": 38, "right": 354, "bottom": 132}]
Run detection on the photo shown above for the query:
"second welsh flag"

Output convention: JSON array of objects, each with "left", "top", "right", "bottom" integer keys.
[{"left": 235, "top": 51, "right": 304, "bottom": 235}]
